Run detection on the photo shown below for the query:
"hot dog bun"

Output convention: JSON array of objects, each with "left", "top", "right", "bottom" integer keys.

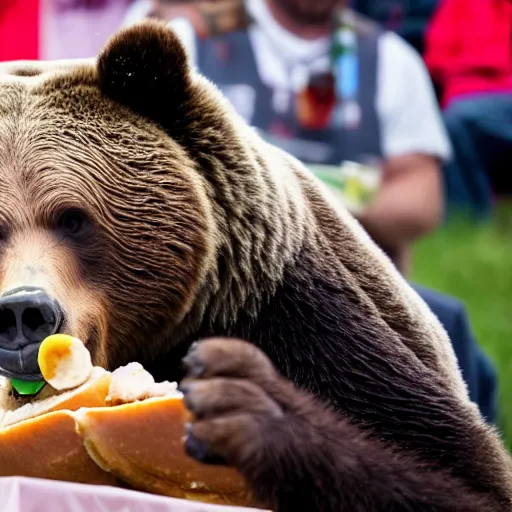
[
  {"left": 0, "top": 337, "right": 250, "bottom": 506},
  {"left": 0, "top": 409, "right": 117, "bottom": 485},
  {"left": 76, "top": 397, "right": 250, "bottom": 505},
  {"left": 0, "top": 362, "right": 116, "bottom": 485}
]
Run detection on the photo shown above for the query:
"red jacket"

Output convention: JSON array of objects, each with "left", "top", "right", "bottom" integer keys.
[
  {"left": 0, "top": 0, "right": 40, "bottom": 61},
  {"left": 424, "top": 0, "right": 512, "bottom": 108}
]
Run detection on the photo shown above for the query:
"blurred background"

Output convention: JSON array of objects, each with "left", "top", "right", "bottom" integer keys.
[{"left": 1, "top": 0, "right": 511, "bottom": 446}]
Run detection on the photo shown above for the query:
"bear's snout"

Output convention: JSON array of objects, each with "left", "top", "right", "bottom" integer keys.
[{"left": 0, "top": 287, "right": 63, "bottom": 379}]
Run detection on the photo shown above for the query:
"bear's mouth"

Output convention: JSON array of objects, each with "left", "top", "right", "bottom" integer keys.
[{"left": 0, "top": 343, "right": 44, "bottom": 381}]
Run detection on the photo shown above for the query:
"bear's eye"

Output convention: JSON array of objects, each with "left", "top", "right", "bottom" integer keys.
[
  {"left": 0, "top": 225, "right": 7, "bottom": 243},
  {"left": 56, "top": 209, "right": 89, "bottom": 237}
]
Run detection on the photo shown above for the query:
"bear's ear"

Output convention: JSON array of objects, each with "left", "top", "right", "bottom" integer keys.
[{"left": 97, "top": 20, "right": 192, "bottom": 124}]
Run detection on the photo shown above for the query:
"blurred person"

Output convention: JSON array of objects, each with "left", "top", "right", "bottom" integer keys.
[
  {"left": 0, "top": 0, "right": 40, "bottom": 61},
  {"left": 425, "top": 0, "right": 512, "bottom": 218},
  {"left": 155, "top": 0, "right": 451, "bottom": 276},
  {"left": 0, "top": 0, "right": 151, "bottom": 61},
  {"left": 148, "top": 0, "right": 499, "bottom": 424},
  {"left": 412, "top": 284, "right": 498, "bottom": 424}
]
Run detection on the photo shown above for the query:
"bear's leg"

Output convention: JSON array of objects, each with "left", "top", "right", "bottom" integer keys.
[{"left": 179, "top": 338, "right": 499, "bottom": 512}]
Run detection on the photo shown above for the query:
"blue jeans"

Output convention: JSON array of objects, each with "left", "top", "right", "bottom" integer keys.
[
  {"left": 442, "top": 93, "right": 512, "bottom": 220},
  {"left": 413, "top": 284, "right": 498, "bottom": 424}
]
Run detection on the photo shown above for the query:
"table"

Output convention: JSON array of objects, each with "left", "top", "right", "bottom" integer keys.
[{"left": 0, "top": 477, "right": 268, "bottom": 512}]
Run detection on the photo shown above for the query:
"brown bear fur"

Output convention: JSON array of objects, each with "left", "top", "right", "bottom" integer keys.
[
  {"left": 181, "top": 337, "right": 508, "bottom": 511},
  {"left": 0, "top": 21, "right": 511, "bottom": 510}
]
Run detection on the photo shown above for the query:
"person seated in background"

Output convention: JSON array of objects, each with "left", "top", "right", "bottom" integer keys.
[
  {"left": 412, "top": 284, "right": 498, "bottom": 424},
  {"left": 148, "top": 0, "right": 499, "bottom": 425},
  {"left": 425, "top": 0, "right": 512, "bottom": 219},
  {"left": 156, "top": 0, "right": 450, "bottom": 277}
]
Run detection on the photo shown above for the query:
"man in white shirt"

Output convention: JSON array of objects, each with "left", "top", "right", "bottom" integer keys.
[{"left": 151, "top": 0, "right": 451, "bottom": 275}]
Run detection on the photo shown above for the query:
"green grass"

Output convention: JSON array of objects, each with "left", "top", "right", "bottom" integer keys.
[{"left": 411, "top": 205, "right": 512, "bottom": 448}]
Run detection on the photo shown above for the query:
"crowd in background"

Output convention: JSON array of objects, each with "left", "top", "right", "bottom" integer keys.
[
  {"left": 2, "top": 1, "right": 511, "bottom": 221},
  {"left": 0, "top": 0, "right": 510, "bottom": 430}
]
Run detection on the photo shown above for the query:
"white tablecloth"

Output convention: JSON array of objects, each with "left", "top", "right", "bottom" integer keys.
[{"left": 0, "top": 477, "right": 266, "bottom": 512}]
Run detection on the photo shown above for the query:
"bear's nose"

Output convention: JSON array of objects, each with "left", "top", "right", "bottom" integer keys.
[{"left": 0, "top": 287, "right": 62, "bottom": 350}]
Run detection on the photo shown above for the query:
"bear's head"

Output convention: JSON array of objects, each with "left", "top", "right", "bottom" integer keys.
[{"left": 0, "top": 21, "right": 291, "bottom": 381}]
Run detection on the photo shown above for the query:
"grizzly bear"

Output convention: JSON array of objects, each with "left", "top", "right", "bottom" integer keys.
[{"left": 0, "top": 21, "right": 511, "bottom": 511}]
